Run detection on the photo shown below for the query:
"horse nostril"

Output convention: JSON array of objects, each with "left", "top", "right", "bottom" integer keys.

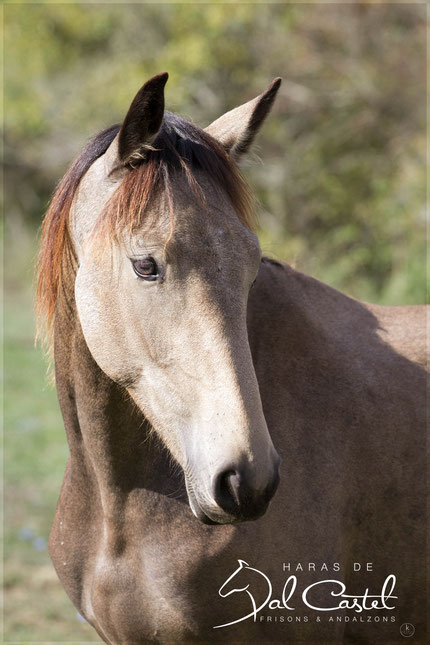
[
  {"left": 212, "top": 458, "right": 280, "bottom": 520},
  {"left": 213, "top": 469, "right": 242, "bottom": 513}
]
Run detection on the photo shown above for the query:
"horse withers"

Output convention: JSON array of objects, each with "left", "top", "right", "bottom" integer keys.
[{"left": 37, "top": 74, "right": 428, "bottom": 644}]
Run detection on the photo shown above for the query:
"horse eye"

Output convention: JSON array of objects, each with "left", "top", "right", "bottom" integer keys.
[{"left": 132, "top": 257, "right": 159, "bottom": 280}]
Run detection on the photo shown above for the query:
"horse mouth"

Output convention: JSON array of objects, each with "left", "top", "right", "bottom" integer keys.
[
  {"left": 189, "top": 500, "right": 219, "bottom": 525},
  {"left": 185, "top": 479, "right": 269, "bottom": 525},
  {"left": 185, "top": 480, "right": 237, "bottom": 525}
]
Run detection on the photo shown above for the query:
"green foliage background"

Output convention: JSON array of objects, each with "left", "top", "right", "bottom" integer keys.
[
  {"left": 3, "top": 2, "right": 427, "bottom": 642},
  {"left": 6, "top": 2, "right": 427, "bottom": 303}
]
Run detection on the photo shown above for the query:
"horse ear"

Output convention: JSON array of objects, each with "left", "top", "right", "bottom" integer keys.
[
  {"left": 106, "top": 72, "right": 168, "bottom": 175},
  {"left": 205, "top": 78, "right": 281, "bottom": 158}
]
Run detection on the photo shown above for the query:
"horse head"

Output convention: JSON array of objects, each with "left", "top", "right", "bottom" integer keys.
[{"left": 44, "top": 73, "right": 282, "bottom": 524}]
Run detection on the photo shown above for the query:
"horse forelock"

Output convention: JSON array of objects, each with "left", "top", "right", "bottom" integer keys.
[
  {"left": 101, "top": 112, "right": 255, "bottom": 240},
  {"left": 36, "top": 112, "right": 255, "bottom": 350}
]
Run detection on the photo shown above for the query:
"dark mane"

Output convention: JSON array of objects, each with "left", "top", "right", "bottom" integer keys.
[{"left": 36, "top": 112, "right": 254, "bottom": 344}]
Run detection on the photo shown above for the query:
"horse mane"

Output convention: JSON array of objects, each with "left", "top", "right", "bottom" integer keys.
[{"left": 36, "top": 112, "right": 255, "bottom": 347}]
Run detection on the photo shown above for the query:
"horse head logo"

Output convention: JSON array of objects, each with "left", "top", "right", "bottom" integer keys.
[{"left": 214, "top": 559, "right": 272, "bottom": 629}]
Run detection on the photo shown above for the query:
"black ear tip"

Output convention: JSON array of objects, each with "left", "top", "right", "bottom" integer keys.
[
  {"left": 154, "top": 71, "right": 169, "bottom": 85},
  {"left": 142, "top": 72, "right": 169, "bottom": 91},
  {"left": 271, "top": 77, "right": 282, "bottom": 92},
  {"left": 261, "top": 78, "right": 282, "bottom": 104}
]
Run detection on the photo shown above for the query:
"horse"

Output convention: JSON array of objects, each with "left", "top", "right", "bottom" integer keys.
[{"left": 36, "top": 73, "right": 428, "bottom": 644}]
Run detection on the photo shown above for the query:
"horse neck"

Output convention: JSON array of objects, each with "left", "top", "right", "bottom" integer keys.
[
  {"left": 53, "top": 264, "right": 172, "bottom": 523},
  {"left": 252, "top": 259, "right": 380, "bottom": 360}
]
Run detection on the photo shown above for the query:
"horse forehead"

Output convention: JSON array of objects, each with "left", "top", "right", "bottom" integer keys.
[
  {"left": 179, "top": 207, "right": 248, "bottom": 239},
  {"left": 170, "top": 221, "right": 257, "bottom": 273},
  {"left": 172, "top": 196, "right": 256, "bottom": 251},
  {"left": 167, "top": 171, "right": 255, "bottom": 245}
]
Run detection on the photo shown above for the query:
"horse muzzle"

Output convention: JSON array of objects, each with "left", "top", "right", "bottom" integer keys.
[{"left": 185, "top": 452, "right": 281, "bottom": 525}]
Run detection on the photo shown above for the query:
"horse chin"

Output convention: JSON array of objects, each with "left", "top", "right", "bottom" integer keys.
[
  {"left": 185, "top": 480, "right": 238, "bottom": 525},
  {"left": 191, "top": 501, "right": 239, "bottom": 526},
  {"left": 190, "top": 502, "right": 219, "bottom": 526}
]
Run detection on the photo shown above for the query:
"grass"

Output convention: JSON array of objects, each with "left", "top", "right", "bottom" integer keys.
[{"left": 3, "top": 233, "right": 101, "bottom": 643}]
